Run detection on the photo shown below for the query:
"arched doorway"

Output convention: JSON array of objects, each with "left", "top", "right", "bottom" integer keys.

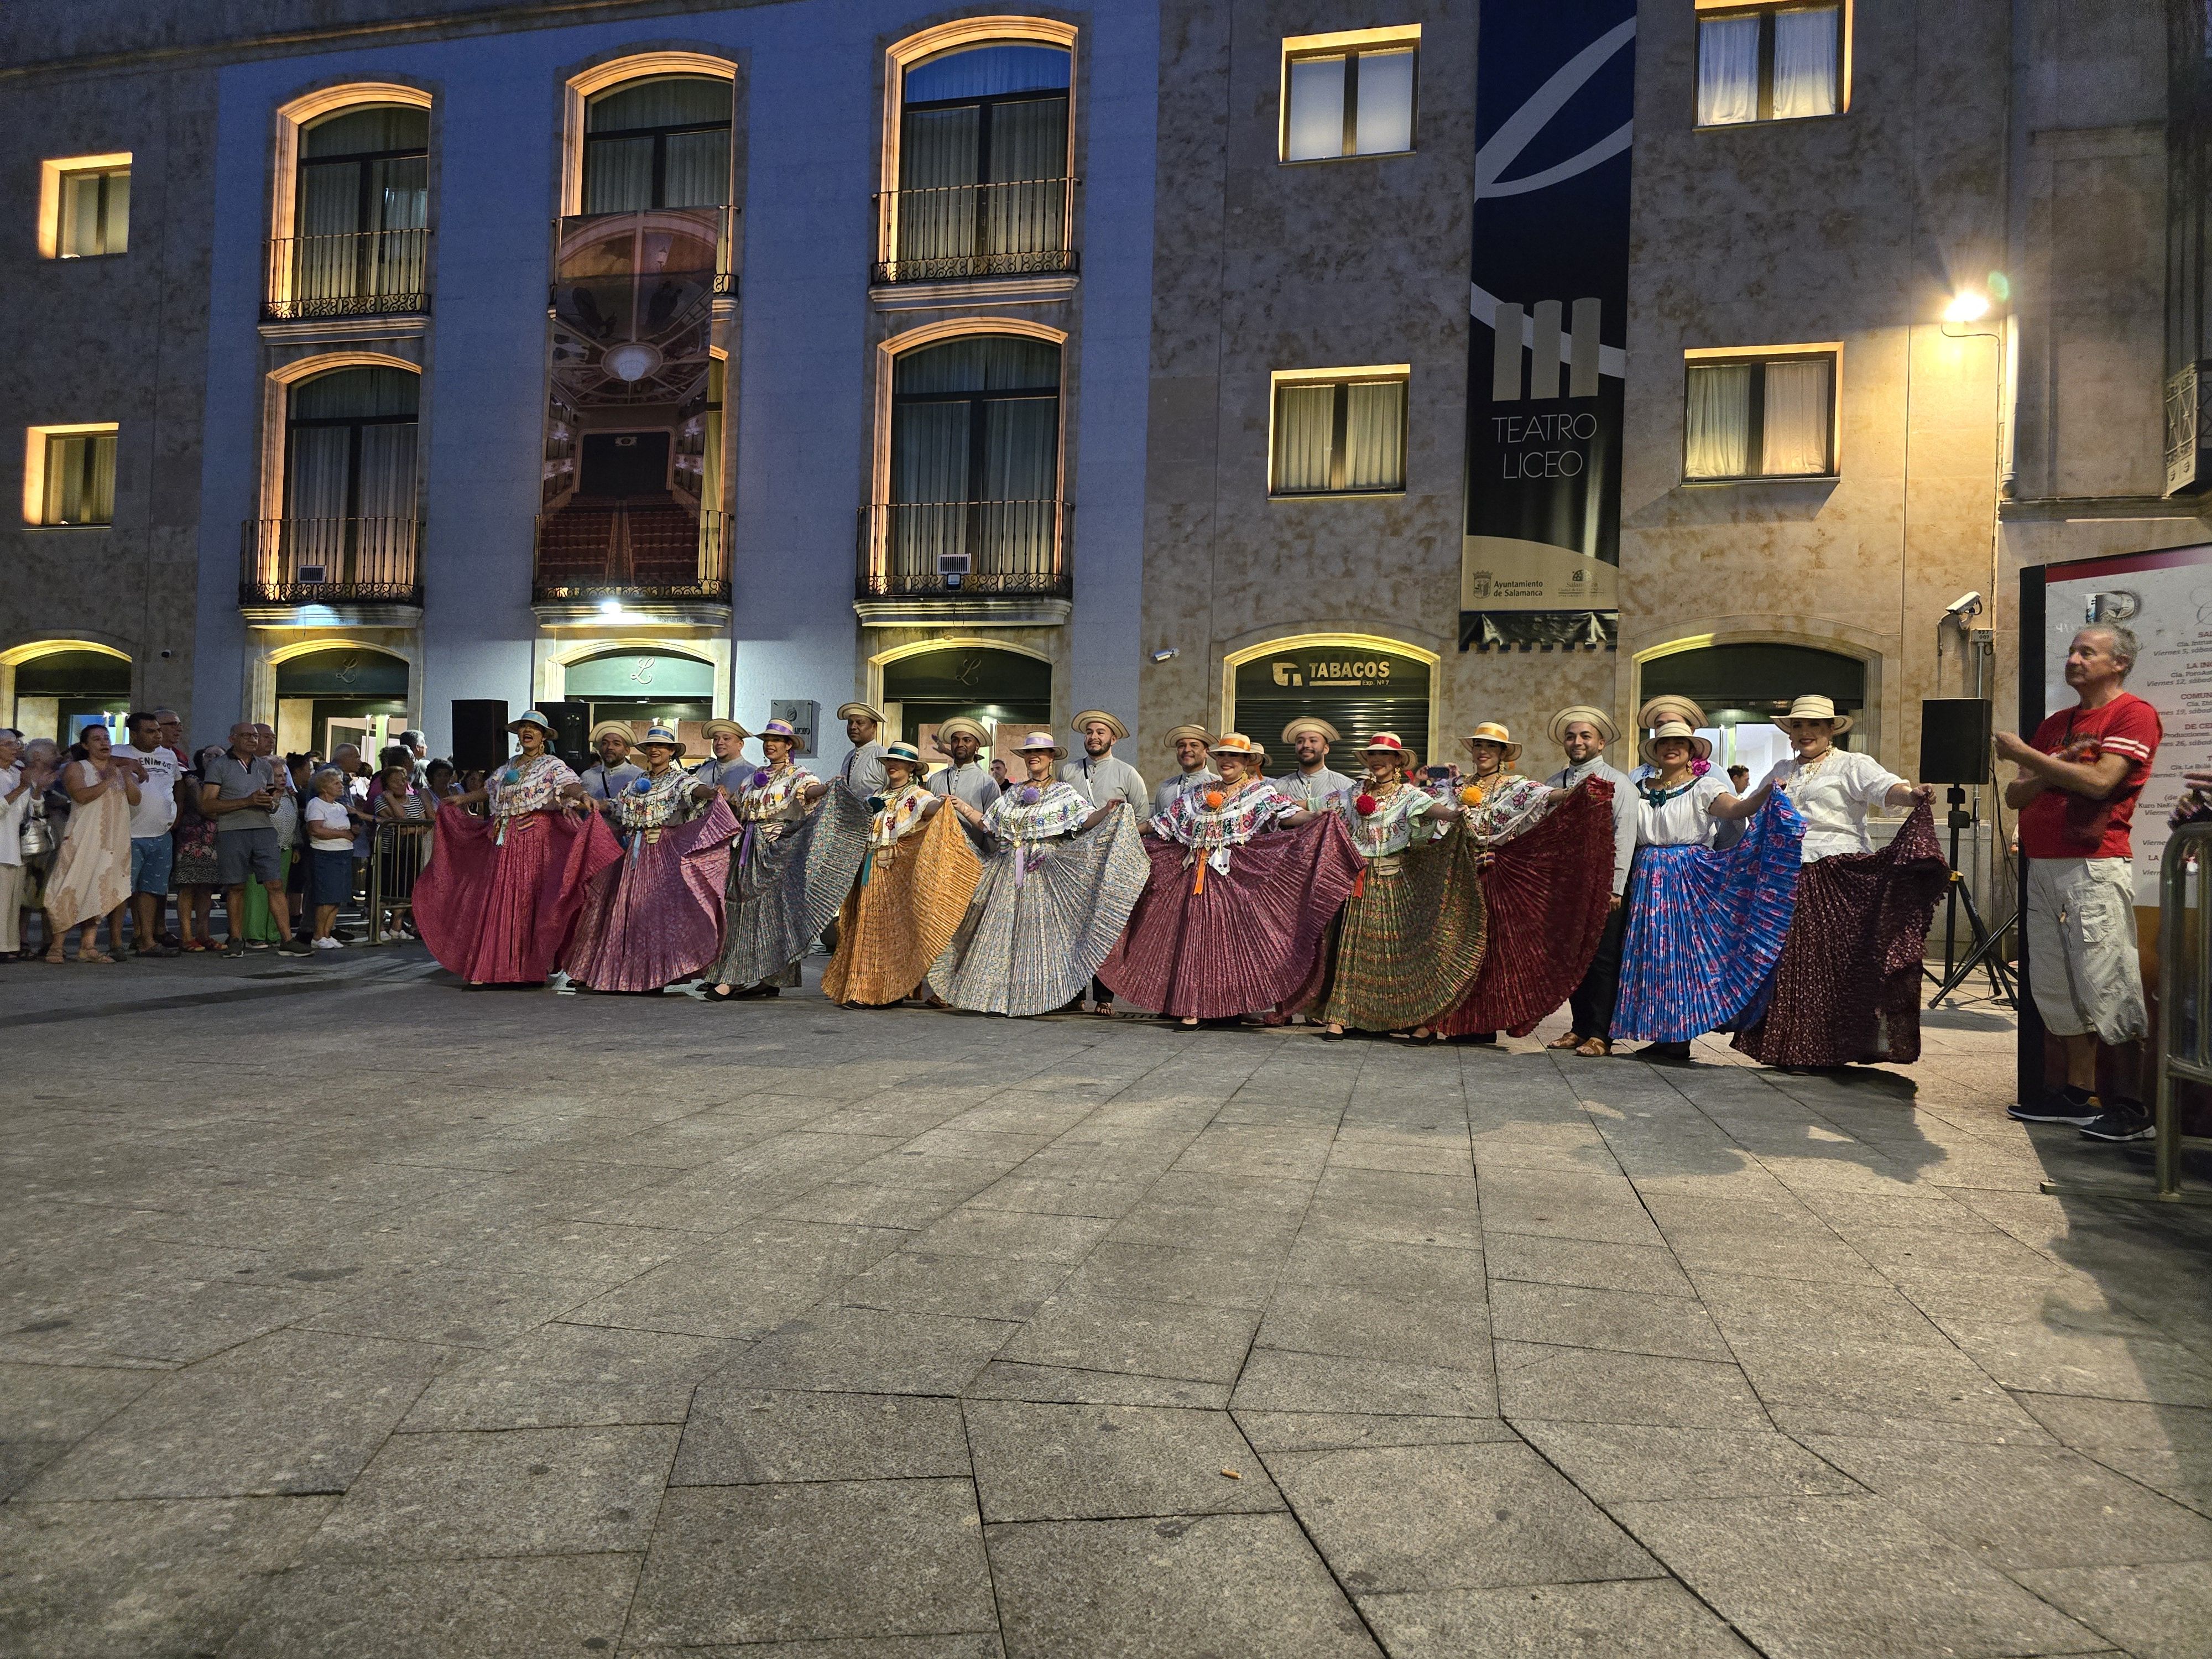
[
  {"left": 1225, "top": 635, "right": 1437, "bottom": 774},
  {"left": 563, "top": 646, "right": 716, "bottom": 730},
  {"left": 275, "top": 645, "right": 410, "bottom": 760},
  {"left": 1639, "top": 640, "right": 1870, "bottom": 777},
  {"left": 7, "top": 645, "right": 131, "bottom": 746},
  {"left": 879, "top": 644, "right": 1052, "bottom": 756}
]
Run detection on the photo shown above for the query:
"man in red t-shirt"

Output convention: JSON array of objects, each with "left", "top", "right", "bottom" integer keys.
[{"left": 1996, "top": 624, "right": 2162, "bottom": 1140}]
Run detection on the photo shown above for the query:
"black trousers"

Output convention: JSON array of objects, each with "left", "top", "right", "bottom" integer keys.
[{"left": 1568, "top": 902, "right": 1627, "bottom": 1039}]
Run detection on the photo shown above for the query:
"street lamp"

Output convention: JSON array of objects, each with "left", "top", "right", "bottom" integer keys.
[{"left": 1943, "top": 289, "right": 1991, "bottom": 324}]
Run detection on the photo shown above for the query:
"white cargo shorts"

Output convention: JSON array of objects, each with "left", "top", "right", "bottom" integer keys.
[{"left": 2025, "top": 856, "right": 2147, "bottom": 1045}]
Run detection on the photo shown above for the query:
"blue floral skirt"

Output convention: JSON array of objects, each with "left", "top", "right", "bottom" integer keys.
[{"left": 1613, "top": 797, "right": 1804, "bottom": 1043}]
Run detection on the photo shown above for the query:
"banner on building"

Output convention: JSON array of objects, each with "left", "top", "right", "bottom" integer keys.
[{"left": 1461, "top": 2, "right": 1636, "bottom": 651}]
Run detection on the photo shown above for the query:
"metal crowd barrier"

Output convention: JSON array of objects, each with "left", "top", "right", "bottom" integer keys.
[
  {"left": 367, "top": 820, "right": 435, "bottom": 945},
  {"left": 2155, "top": 820, "right": 2212, "bottom": 1199}
]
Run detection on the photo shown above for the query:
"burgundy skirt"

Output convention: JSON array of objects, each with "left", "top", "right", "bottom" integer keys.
[
  {"left": 1098, "top": 815, "right": 1362, "bottom": 1019},
  {"left": 1732, "top": 801, "right": 1948, "bottom": 1067},
  {"left": 1427, "top": 780, "right": 1619, "bottom": 1039},
  {"left": 563, "top": 800, "right": 739, "bottom": 992},
  {"left": 414, "top": 804, "right": 622, "bottom": 985}
]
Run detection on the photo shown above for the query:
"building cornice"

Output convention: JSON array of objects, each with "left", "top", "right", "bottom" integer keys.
[{"left": 2000, "top": 495, "right": 2212, "bottom": 523}]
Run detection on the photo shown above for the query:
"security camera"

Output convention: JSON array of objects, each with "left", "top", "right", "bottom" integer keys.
[
  {"left": 1944, "top": 592, "right": 1983, "bottom": 619},
  {"left": 1149, "top": 648, "right": 1179, "bottom": 663}
]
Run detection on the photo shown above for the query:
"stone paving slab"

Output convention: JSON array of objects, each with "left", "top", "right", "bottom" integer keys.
[{"left": 2, "top": 950, "right": 2210, "bottom": 1655}]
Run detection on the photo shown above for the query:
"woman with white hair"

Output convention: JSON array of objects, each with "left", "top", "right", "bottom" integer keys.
[{"left": 1731, "top": 695, "right": 1945, "bottom": 1068}]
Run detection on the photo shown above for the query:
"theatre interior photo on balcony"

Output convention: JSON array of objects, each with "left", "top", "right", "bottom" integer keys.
[{"left": 883, "top": 40, "right": 1072, "bottom": 283}]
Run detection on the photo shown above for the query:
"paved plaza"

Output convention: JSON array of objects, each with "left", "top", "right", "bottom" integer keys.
[{"left": 4, "top": 948, "right": 2212, "bottom": 1657}]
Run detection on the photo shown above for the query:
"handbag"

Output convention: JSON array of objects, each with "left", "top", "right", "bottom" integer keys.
[{"left": 18, "top": 797, "right": 53, "bottom": 858}]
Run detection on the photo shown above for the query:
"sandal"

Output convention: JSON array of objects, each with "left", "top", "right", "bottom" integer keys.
[
  {"left": 1546, "top": 1031, "right": 1584, "bottom": 1050},
  {"left": 79, "top": 950, "right": 115, "bottom": 964},
  {"left": 44, "top": 945, "right": 65, "bottom": 964},
  {"left": 180, "top": 938, "right": 210, "bottom": 953},
  {"left": 1574, "top": 1037, "right": 1611, "bottom": 1057}
]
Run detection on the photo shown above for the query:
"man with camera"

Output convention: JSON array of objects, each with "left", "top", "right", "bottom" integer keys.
[{"left": 1998, "top": 624, "right": 2162, "bottom": 1142}]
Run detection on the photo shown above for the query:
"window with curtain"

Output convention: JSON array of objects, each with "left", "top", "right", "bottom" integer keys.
[
  {"left": 583, "top": 76, "right": 731, "bottom": 214},
  {"left": 1682, "top": 353, "right": 1836, "bottom": 480},
  {"left": 39, "top": 430, "right": 117, "bottom": 525},
  {"left": 1696, "top": 5, "right": 1842, "bottom": 127},
  {"left": 55, "top": 164, "right": 129, "bottom": 258},
  {"left": 1271, "top": 374, "right": 1407, "bottom": 494},
  {"left": 285, "top": 368, "right": 420, "bottom": 580},
  {"left": 893, "top": 43, "right": 1072, "bottom": 277},
  {"left": 1282, "top": 39, "right": 1418, "bottom": 161},
  {"left": 294, "top": 105, "right": 429, "bottom": 309},
  {"left": 889, "top": 335, "right": 1061, "bottom": 581}
]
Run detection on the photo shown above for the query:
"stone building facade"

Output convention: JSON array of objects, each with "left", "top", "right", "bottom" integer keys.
[{"left": 0, "top": 0, "right": 2194, "bottom": 800}]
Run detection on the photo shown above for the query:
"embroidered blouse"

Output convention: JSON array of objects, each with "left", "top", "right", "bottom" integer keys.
[
  {"left": 1150, "top": 779, "right": 1292, "bottom": 848},
  {"left": 1459, "top": 773, "right": 1555, "bottom": 848},
  {"left": 1762, "top": 748, "right": 1906, "bottom": 862},
  {"left": 489, "top": 755, "right": 577, "bottom": 827},
  {"left": 1635, "top": 772, "right": 1728, "bottom": 848},
  {"left": 614, "top": 764, "right": 705, "bottom": 832},
  {"left": 1337, "top": 781, "right": 1440, "bottom": 860},
  {"left": 867, "top": 782, "right": 934, "bottom": 849},
  {"left": 984, "top": 780, "right": 1092, "bottom": 846},
  {"left": 735, "top": 763, "right": 818, "bottom": 839}
]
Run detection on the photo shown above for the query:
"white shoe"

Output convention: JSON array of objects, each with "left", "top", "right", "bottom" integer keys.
[{"left": 314, "top": 935, "right": 343, "bottom": 950}]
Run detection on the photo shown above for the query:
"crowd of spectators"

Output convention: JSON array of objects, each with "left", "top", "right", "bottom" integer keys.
[{"left": 0, "top": 714, "right": 455, "bottom": 962}]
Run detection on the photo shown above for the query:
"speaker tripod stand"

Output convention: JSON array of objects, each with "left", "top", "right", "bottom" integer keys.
[{"left": 1927, "top": 784, "right": 2017, "bottom": 1009}]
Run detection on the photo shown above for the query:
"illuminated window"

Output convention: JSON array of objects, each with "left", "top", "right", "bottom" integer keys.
[
  {"left": 582, "top": 76, "right": 731, "bottom": 212},
  {"left": 1696, "top": 4, "right": 1845, "bottom": 127},
  {"left": 1281, "top": 28, "right": 1420, "bottom": 161},
  {"left": 40, "top": 156, "right": 131, "bottom": 258},
  {"left": 24, "top": 425, "right": 118, "bottom": 526},
  {"left": 1271, "top": 368, "right": 1408, "bottom": 495},
  {"left": 1682, "top": 349, "right": 1838, "bottom": 481}
]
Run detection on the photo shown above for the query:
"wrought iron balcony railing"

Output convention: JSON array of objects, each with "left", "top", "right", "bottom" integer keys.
[
  {"left": 240, "top": 517, "right": 423, "bottom": 606},
  {"left": 532, "top": 504, "right": 731, "bottom": 604},
  {"left": 874, "top": 178, "right": 1077, "bottom": 284},
  {"left": 857, "top": 499, "right": 1069, "bottom": 599},
  {"left": 263, "top": 228, "right": 432, "bottom": 321}
]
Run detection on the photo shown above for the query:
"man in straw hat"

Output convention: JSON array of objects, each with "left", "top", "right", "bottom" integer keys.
[
  {"left": 1610, "top": 717, "right": 1798, "bottom": 1061},
  {"left": 836, "top": 703, "right": 890, "bottom": 801},
  {"left": 1273, "top": 717, "right": 1356, "bottom": 810},
  {"left": 1061, "top": 709, "right": 1149, "bottom": 816},
  {"left": 927, "top": 717, "right": 1000, "bottom": 816},
  {"left": 1152, "top": 724, "right": 1219, "bottom": 815},
  {"left": 1542, "top": 705, "right": 1638, "bottom": 1056},
  {"left": 694, "top": 719, "right": 753, "bottom": 794},
  {"left": 580, "top": 721, "right": 644, "bottom": 810}
]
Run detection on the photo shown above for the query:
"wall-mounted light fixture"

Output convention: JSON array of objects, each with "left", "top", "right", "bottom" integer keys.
[{"left": 1150, "top": 647, "right": 1179, "bottom": 662}]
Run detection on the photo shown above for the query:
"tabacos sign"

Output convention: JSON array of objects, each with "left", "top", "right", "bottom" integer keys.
[{"left": 1269, "top": 658, "right": 1399, "bottom": 688}]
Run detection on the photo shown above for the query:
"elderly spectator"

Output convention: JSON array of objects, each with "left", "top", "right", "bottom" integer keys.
[
  {"left": 375, "top": 759, "right": 427, "bottom": 822},
  {"left": 397, "top": 728, "right": 430, "bottom": 784},
  {"left": 204, "top": 721, "right": 305, "bottom": 957},
  {"left": 236, "top": 726, "right": 300, "bottom": 946},
  {"left": 0, "top": 729, "right": 46, "bottom": 960},
  {"left": 425, "top": 758, "right": 457, "bottom": 801},
  {"left": 302, "top": 766, "right": 357, "bottom": 948},
  {"left": 44, "top": 719, "right": 138, "bottom": 963},
  {"left": 171, "top": 744, "right": 222, "bottom": 951},
  {"left": 154, "top": 708, "right": 187, "bottom": 767},
  {"left": 2000, "top": 624, "right": 2163, "bottom": 1141},
  {"left": 113, "top": 711, "right": 182, "bottom": 957}
]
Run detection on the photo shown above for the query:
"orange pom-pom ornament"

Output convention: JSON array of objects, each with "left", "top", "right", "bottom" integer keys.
[
  {"left": 1460, "top": 784, "right": 1486, "bottom": 807},
  {"left": 1203, "top": 791, "right": 1225, "bottom": 810}
]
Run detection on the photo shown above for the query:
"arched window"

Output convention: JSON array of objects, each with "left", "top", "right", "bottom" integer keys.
[
  {"left": 582, "top": 76, "right": 731, "bottom": 213},
  {"left": 888, "top": 41, "right": 1072, "bottom": 280},
  {"left": 889, "top": 335, "right": 1061, "bottom": 587},
  {"left": 289, "top": 104, "right": 429, "bottom": 315},
  {"left": 278, "top": 367, "right": 419, "bottom": 588}
]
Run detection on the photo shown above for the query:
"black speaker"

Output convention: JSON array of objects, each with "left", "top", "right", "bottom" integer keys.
[
  {"left": 451, "top": 699, "right": 508, "bottom": 773},
  {"left": 1920, "top": 698, "right": 1993, "bottom": 785},
  {"left": 542, "top": 700, "right": 592, "bottom": 764}
]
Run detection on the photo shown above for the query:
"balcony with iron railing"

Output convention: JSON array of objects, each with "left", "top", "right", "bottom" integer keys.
[
  {"left": 533, "top": 501, "right": 730, "bottom": 608},
  {"left": 873, "top": 178, "right": 1077, "bottom": 285},
  {"left": 855, "top": 499, "right": 1071, "bottom": 625},
  {"left": 263, "top": 228, "right": 432, "bottom": 321},
  {"left": 239, "top": 517, "right": 423, "bottom": 609}
]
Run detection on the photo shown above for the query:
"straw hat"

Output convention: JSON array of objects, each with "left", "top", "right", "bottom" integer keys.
[
  {"left": 508, "top": 709, "right": 555, "bottom": 736},
  {"left": 759, "top": 719, "right": 801, "bottom": 746},
  {"left": 1361, "top": 733, "right": 1412, "bottom": 760},
  {"left": 1637, "top": 695, "right": 1708, "bottom": 732},
  {"left": 880, "top": 741, "right": 924, "bottom": 773},
  {"left": 1163, "top": 723, "right": 1213, "bottom": 747},
  {"left": 836, "top": 702, "right": 885, "bottom": 726},
  {"left": 702, "top": 718, "right": 750, "bottom": 741},
  {"left": 1462, "top": 721, "right": 1522, "bottom": 766},
  {"left": 1012, "top": 731, "right": 1066, "bottom": 759},
  {"left": 1281, "top": 716, "right": 1342, "bottom": 745},
  {"left": 1776, "top": 694, "right": 1855, "bottom": 734},
  {"left": 1640, "top": 719, "right": 1714, "bottom": 766},
  {"left": 588, "top": 719, "right": 635, "bottom": 748},
  {"left": 1208, "top": 732, "right": 1264, "bottom": 761},
  {"left": 1071, "top": 709, "right": 1128, "bottom": 741},
  {"left": 936, "top": 716, "right": 990, "bottom": 747},
  {"left": 635, "top": 723, "right": 687, "bottom": 758},
  {"left": 1547, "top": 705, "right": 1619, "bottom": 748}
]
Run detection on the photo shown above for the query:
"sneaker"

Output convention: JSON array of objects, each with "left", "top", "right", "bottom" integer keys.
[
  {"left": 2079, "top": 1104, "right": 2155, "bottom": 1142},
  {"left": 221, "top": 941, "right": 247, "bottom": 958},
  {"left": 2008, "top": 1086, "right": 2101, "bottom": 1126},
  {"left": 312, "top": 936, "right": 343, "bottom": 951},
  {"left": 274, "top": 938, "right": 311, "bottom": 957}
]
